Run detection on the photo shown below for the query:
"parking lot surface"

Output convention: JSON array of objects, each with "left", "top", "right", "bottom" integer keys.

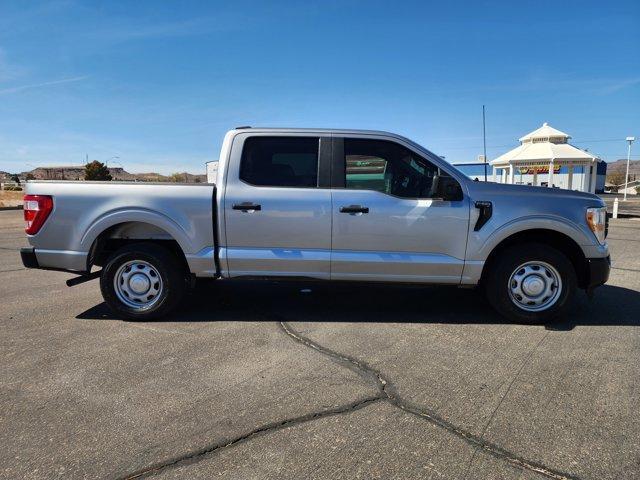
[
  {"left": 600, "top": 193, "right": 640, "bottom": 217},
  {"left": 1, "top": 209, "right": 639, "bottom": 480}
]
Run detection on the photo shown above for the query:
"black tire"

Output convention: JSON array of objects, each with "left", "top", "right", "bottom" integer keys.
[
  {"left": 100, "top": 243, "right": 186, "bottom": 320},
  {"left": 484, "top": 243, "right": 577, "bottom": 324}
]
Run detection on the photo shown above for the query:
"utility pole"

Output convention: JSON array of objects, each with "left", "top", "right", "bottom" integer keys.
[
  {"left": 624, "top": 136, "right": 635, "bottom": 201},
  {"left": 482, "top": 105, "right": 488, "bottom": 182}
]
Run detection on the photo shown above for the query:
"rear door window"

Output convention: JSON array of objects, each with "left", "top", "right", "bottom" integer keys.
[{"left": 240, "top": 137, "right": 319, "bottom": 188}]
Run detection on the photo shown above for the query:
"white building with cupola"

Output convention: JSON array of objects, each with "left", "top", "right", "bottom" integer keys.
[{"left": 489, "top": 123, "right": 606, "bottom": 193}]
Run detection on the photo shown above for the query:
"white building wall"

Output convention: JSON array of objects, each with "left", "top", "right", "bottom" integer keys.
[
  {"left": 493, "top": 170, "right": 605, "bottom": 192},
  {"left": 206, "top": 161, "right": 219, "bottom": 184},
  {"left": 619, "top": 184, "right": 639, "bottom": 195},
  {"left": 510, "top": 172, "right": 589, "bottom": 189}
]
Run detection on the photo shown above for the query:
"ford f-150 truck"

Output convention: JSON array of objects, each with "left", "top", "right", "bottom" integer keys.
[{"left": 20, "top": 127, "right": 610, "bottom": 322}]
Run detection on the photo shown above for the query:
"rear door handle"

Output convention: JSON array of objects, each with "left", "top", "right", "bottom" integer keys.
[
  {"left": 232, "top": 202, "right": 262, "bottom": 211},
  {"left": 340, "top": 205, "right": 369, "bottom": 214}
]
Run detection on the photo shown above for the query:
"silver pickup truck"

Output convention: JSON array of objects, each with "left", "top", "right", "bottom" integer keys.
[{"left": 20, "top": 127, "right": 610, "bottom": 322}]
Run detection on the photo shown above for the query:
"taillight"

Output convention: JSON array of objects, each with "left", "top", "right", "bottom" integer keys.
[{"left": 23, "top": 195, "right": 53, "bottom": 235}]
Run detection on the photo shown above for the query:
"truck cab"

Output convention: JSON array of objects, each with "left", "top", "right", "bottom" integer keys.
[{"left": 219, "top": 129, "right": 466, "bottom": 283}]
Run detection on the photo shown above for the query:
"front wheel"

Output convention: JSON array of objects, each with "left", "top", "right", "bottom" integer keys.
[
  {"left": 100, "top": 243, "right": 186, "bottom": 320},
  {"left": 484, "top": 243, "right": 577, "bottom": 323}
]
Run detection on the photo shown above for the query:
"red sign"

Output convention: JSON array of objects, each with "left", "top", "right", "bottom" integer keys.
[{"left": 518, "top": 165, "right": 562, "bottom": 175}]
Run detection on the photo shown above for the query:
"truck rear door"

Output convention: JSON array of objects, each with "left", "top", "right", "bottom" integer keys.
[{"left": 223, "top": 133, "right": 332, "bottom": 279}]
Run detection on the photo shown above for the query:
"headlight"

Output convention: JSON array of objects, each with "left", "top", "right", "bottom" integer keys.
[{"left": 586, "top": 207, "right": 607, "bottom": 244}]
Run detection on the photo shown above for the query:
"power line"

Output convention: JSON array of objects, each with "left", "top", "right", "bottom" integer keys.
[
  {"left": 573, "top": 139, "right": 627, "bottom": 144},
  {"left": 442, "top": 137, "right": 637, "bottom": 151}
]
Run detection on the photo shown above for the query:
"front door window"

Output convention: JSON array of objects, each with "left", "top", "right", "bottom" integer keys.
[{"left": 344, "top": 139, "right": 458, "bottom": 199}]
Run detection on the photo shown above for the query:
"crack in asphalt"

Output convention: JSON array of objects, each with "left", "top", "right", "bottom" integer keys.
[
  {"left": 120, "top": 396, "right": 383, "bottom": 479},
  {"left": 121, "top": 318, "right": 580, "bottom": 480},
  {"left": 278, "top": 320, "right": 579, "bottom": 480},
  {"left": 278, "top": 319, "right": 393, "bottom": 399}
]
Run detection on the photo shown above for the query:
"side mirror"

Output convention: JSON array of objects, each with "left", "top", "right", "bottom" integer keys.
[{"left": 438, "top": 176, "right": 463, "bottom": 201}]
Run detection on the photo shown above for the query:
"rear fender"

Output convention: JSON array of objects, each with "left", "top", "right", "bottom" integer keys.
[{"left": 80, "top": 208, "right": 194, "bottom": 255}]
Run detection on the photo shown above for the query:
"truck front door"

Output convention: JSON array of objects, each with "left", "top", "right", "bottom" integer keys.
[
  {"left": 223, "top": 134, "right": 332, "bottom": 279},
  {"left": 330, "top": 137, "right": 470, "bottom": 283}
]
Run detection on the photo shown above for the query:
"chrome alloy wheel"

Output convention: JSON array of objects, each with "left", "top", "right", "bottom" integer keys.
[
  {"left": 508, "top": 261, "right": 562, "bottom": 312},
  {"left": 114, "top": 260, "right": 163, "bottom": 310}
]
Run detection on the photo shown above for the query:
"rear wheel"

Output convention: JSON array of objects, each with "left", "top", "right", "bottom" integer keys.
[
  {"left": 100, "top": 243, "right": 186, "bottom": 320},
  {"left": 484, "top": 243, "right": 576, "bottom": 323}
]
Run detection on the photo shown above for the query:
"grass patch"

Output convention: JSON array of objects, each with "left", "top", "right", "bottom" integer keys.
[{"left": 0, "top": 190, "right": 23, "bottom": 208}]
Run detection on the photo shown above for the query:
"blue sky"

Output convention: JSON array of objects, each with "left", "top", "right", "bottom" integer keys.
[{"left": 0, "top": 0, "right": 638, "bottom": 175}]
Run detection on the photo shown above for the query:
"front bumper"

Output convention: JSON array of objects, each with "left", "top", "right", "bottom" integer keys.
[{"left": 586, "top": 255, "right": 610, "bottom": 290}]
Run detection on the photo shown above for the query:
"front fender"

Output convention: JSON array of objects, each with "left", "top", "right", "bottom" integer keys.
[{"left": 470, "top": 214, "right": 596, "bottom": 261}]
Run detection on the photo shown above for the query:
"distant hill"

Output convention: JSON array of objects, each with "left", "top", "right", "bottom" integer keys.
[
  {"left": 605, "top": 159, "right": 640, "bottom": 185},
  {"left": 10, "top": 166, "right": 207, "bottom": 183},
  {"left": 607, "top": 159, "right": 640, "bottom": 175}
]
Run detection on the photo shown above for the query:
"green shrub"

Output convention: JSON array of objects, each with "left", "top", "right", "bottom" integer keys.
[
  {"left": 3, "top": 185, "right": 22, "bottom": 191},
  {"left": 84, "top": 160, "right": 112, "bottom": 181}
]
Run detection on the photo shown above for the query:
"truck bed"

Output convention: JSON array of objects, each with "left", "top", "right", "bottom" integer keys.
[{"left": 24, "top": 181, "right": 217, "bottom": 276}]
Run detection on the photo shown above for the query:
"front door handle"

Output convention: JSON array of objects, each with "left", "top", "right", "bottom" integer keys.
[
  {"left": 232, "top": 202, "right": 262, "bottom": 212},
  {"left": 340, "top": 205, "right": 369, "bottom": 214}
]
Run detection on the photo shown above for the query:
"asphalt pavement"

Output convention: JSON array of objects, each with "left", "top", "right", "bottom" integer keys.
[{"left": 1, "top": 209, "right": 639, "bottom": 480}]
